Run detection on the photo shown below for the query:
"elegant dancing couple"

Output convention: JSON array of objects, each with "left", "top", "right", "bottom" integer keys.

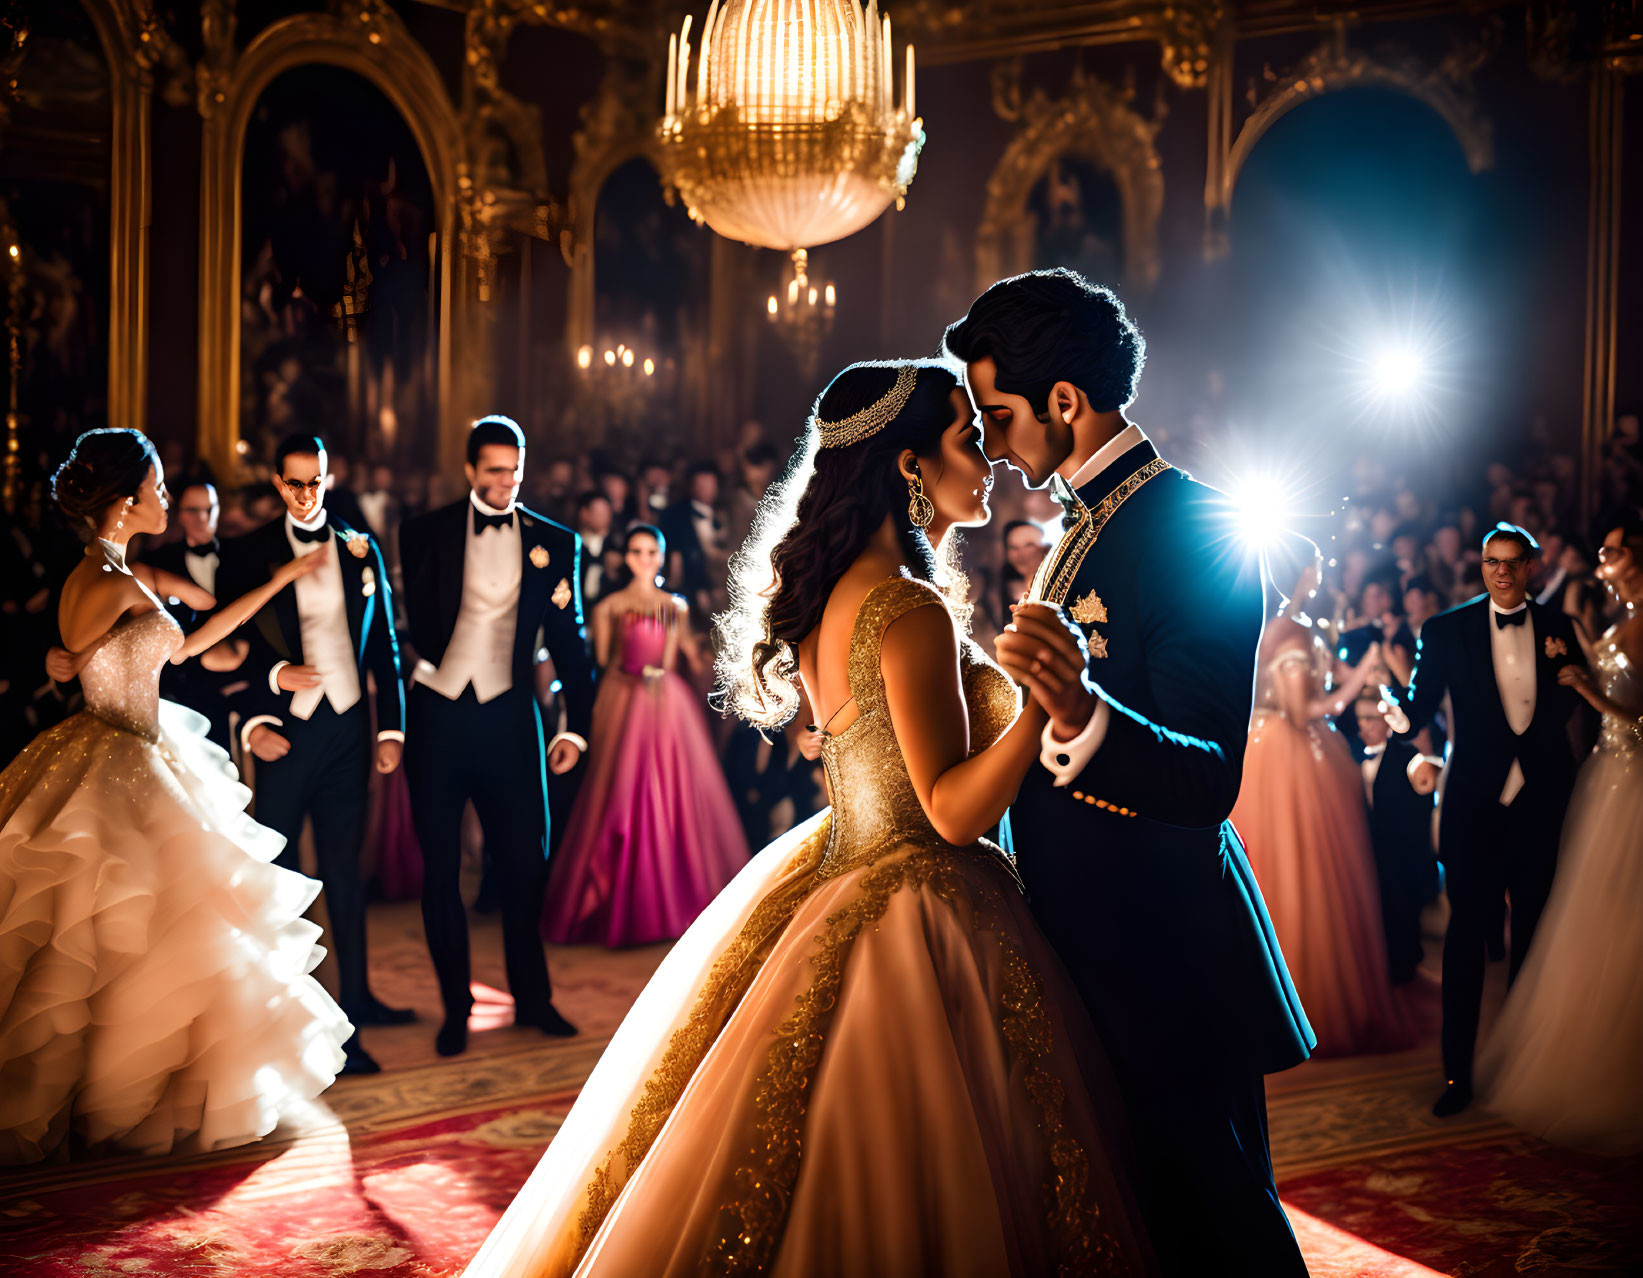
[
  {"left": 462, "top": 268, "right": 1313, "bottom": 1277},
  {"left": 0, "top": 269, "right": 1314, "bottom": 1274}
]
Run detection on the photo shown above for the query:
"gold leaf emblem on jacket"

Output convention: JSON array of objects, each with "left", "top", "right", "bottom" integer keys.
[
  {"left": 1070, "top": 590, "right": 1107, "bottom": 627},
  {"left": 552, "top": 577, "right": 573, "bottom": 609},
  {"left": 529, "top": 545, "right": 551, "bottom": 570}
]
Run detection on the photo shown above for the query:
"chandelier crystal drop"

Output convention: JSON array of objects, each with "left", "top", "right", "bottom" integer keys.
[{"left": 658, "top": 0, "right": 923, "bottom": 257}]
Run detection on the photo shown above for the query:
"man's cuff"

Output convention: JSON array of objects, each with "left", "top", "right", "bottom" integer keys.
[
  {"left": 377, "top": 729, "right": 405, "bottom": 744},
  {"left": 241, "top": 713, "right": 283, "bottom": 752},
  {"left": 1040, "top": 699, "right": 1111, "bottom": 787},
  {"left": 266, "top": 660, "right": 290, "bottom": 695},
  {"left": 548, "top": 731, "right": 588, "bottom": 754},
  {"left": 1407, "top": 752, "right": 1443, "bottom": 783}
]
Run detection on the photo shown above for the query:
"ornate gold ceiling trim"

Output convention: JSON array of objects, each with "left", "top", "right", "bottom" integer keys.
[{"left": 976, "top": 63, "right": 1164, "bottom": 293}]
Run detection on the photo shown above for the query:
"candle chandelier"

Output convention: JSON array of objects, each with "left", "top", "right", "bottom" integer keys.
[
  {"left": 658, "top": 0, "right": 923, "bottom": 267},
  {"left": 765, "top": 248, "right": 835, "bottom": 379}
]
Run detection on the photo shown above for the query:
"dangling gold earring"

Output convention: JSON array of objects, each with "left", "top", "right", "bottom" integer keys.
[{"left": 907, "top": 471, "right": 934, "bottom": 530}]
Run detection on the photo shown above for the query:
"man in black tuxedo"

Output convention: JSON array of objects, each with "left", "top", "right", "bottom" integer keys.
[
  {"left": 143, "top": 477, "right": 242, "bottom": 751},
  {"left": 397, "top": 416, "right": 596, "bottom": 1056},
  {"left": 947, "top": 269, "right": 1312, "bottom": 1277},
  {"left": 222, "top": 433, "right": 413, "bottom": 1074},
  {"left": 1353, "top": 695, "right": 1438, "bottom": 985},
  {"left": 658, "top": 461, "right": 723, "bottom": 615},
  {"left": 1385, "top": 522, "right": 1585, "bottom": 1116}
]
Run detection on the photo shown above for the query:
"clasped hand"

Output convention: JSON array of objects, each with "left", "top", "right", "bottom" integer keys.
[{"left": 994, "top": 601, "right": 1098, "bottom": 740}]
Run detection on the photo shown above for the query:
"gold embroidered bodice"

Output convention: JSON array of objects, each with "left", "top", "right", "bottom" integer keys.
[
  {"left": 1594, "top": 625, "right": 1643, "bottom": 760},
  {"left": 79, "top": 542, "right": 183, "bottom": 741},
  {"left": 817, "top": 572, "right": 1017, "bottom": 879}
]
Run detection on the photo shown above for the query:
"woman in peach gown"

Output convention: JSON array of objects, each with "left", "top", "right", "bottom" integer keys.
[
  {"left": 1231, "top": 534, "right": 1418, "bottom": 1056},
  {"left": 0, "top": 430, "right": 350, "bottom": 1163},
  {"left": 462, "top": 361, "right": 1154, "bottom": 1278}
]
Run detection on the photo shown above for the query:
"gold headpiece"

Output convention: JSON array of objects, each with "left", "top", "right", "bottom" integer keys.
[{"left": 816, "top": 366, "right": 917, "bottom": 449}]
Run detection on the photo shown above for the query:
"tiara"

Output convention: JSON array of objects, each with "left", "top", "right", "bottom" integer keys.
[{"left": 816, "top": 366, "right": 917, "bottom": 449}]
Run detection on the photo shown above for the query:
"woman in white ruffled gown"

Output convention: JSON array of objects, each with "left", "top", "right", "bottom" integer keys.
[
  {"left": 0, "top": 428, "right": 351, "bottom": 1164},
  {"left": 1477, "top": 519, "right": 1643, "bottom": 1153}
]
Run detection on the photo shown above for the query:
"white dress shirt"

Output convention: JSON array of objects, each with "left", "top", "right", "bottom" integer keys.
[
  {"left": 183, "top": 542, "right": 219, "bottom": 597},
  {"left": 580, "top": 529, "right": 606, "bottom": 600},
  {"left": 242, "top": 510, "right": 401, "bottom": 750},
  {"left": 410, "top": 492, "right": 586, "bottom": 755},
  {"left": 1488, "top": 599, "right": 1536, "bottom": 804},
  {"left": 1362, "top": 742, "right": 1385, "bottom": 806},
  {"left": 1039, "top": 425, "right": 1149, "bottom": 784},
  {"left": 414, "top": 493, "right": 522, "bottom": 704}
]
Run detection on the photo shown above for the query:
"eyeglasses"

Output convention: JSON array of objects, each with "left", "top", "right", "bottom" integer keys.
[
  {"left": 279, "top": 477, "right": 325, "bottom": 495},
  {"left": 1481, "top": 556, "right": 1528, "bottom": 572}
]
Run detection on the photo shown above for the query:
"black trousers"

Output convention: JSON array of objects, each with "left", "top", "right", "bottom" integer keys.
[
  {"left": 1439, "top": 783, "right": 1564, "bottom": 1086},
  {"left": 252, "top": 699, "right": 373, "bottom": 1016},
  {"left": 405, "top": 683, "right": 553, "bottom": 1020},
  {"left": 1130, "top": 1075, "right": 1307, "bottom": 1277}
]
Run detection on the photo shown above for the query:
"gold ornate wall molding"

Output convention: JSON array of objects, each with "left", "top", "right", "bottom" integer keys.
[
  {"left": 194, "top": 3, "right": 469, "bottom": 476},
  {"left": 1204, "top": 24, "right": 1496, "bottom": 257},
  {"left": 565, "top": 58, "right": 663, "bottom": 362},
  {"left": 976, "top": 63, "right": 1165, "bottom": 293},
  {"left": 74, "top": 0, "right": 177, "bottom": 436}
]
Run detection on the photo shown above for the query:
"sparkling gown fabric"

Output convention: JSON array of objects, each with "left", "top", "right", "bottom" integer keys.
[
  {"left": 465, "top": 573, "right": 1154, "bottom": 1278},
  {"left": 1478, "top": 624, "right": 1643, "bottom": 1152},
  {"left": 0, "top": 544, "right": 350, "bottom": 1164},
  {"left": 1231, "top": 627, "right": 1417, "bottom": 1056},
  {"left": 542, "top": 610, "right": 749, "bottom": 946}
]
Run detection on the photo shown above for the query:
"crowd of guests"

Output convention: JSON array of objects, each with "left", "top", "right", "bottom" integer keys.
[{"left": 2, "top": 399, "right": 1640, "bottom": 1145}]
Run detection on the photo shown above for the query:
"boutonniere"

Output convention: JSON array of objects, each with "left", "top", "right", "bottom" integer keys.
[
  {"left": 552, "top": 578, "right": 573, "bottom": 610},
  {"left": 338, "top": 528, "right": 370, "bottom": 559},
  {"left": 529, "top": 545, "right": 551, "bottom": 570},
  {"left": 1545, "top": 636, "right": 1567, "bottom": 659},
  {"left": 361, "top": 564, "right": 376, "bottom": 597}
]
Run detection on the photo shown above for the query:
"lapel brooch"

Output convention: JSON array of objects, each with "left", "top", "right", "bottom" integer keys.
[
  {"left": 338, "top": 528, "right": 370, "bottom": 559},
  {"left": 1544, "top": 636, "right": 1567, "bottom": 659},
  {"left": 552, "top": 577, "right": 573, "bottom": 609},
  {"left": 529, "top": 545, "right": 551, "bottom": 570},
  {"left": 1070, "top": 590, "right": 1107, "bottom": 627}
]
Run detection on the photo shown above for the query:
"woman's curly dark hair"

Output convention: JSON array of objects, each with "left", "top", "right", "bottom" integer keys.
[
  {"left": 50, "top": 428, "right": 159, "bottom": 537},
  {"left": 715, "top": 359, "right": 964, "bottom": 728}
]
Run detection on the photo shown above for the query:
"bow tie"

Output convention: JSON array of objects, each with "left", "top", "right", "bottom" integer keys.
[
  {"left": 475, "top": 509, "right": 514, "bottom": 534},
  {"left": 1495, "top": 609, "right": 1527, "bottom": 630},
  {"left": 291, "top": 521, "right": 330, "bottom": 545},
  {"left": 186, "top": 540, "right": 220, "bottom": 559}
]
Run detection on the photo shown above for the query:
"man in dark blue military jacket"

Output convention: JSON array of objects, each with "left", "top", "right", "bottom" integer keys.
[{"left": 947, "top": 269, "right": 1313, "bottom": 1277}]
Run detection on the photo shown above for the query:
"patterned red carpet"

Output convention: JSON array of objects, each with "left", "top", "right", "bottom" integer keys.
[{"left": 2, "top": 903, "right": 1639, "bottom": 1276}]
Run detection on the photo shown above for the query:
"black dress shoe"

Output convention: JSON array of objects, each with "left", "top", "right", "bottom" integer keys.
[
  {"left": 340, "top": 1035, "right": 382, "bottom": 1076},
  {"left": 435, "top": 1016, "right": 469, "bottom": 1057},
  {"left": 349, "top": 996, "right": 418, "bottom": 1027},
  {"left": 1432, "top": 1082, "right": 1473, "bottom": 1117},
  {"left": 522, "top": 1005, "right": 578, "bottom": 1038}
]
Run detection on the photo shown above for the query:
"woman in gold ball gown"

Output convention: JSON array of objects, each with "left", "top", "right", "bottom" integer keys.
[
  {"left": 0, "top": 429, "right": 351, "bottom": 1163},
  {"left": 462, "top": 362, "right": 1155, "bottom": 1278}
]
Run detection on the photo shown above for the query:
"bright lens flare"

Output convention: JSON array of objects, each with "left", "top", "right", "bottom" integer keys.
[
  {"left": 1231, "top": 475, "right": 1293, "bottom": 549},
  {"left": 1370, "top": 345, "right": 1424, "bottom": 397}
]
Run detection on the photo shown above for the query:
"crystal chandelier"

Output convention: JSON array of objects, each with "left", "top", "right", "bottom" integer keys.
[
  {"left": 765, "top": 248, "right": 836, "bottom": 378},
  {"left": 658, "top": 0, "right": 923, "bottom": 263}
]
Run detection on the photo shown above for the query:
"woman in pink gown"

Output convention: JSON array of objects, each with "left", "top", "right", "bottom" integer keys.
[
  {"left": 541, "top": 526, "right": 748, "bottom": 946},
  {"left": 1231, "top": 534, "right": 1419, "bottom": 1056}
]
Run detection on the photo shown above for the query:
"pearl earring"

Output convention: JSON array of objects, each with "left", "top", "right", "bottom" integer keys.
[{"left": 114, "top": 497, "right": 132, "bottom": 534}]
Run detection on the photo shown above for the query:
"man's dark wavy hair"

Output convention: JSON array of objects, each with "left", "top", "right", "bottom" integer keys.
[{"left": 943, "top": 267, "right": 1146, "bottom": 416}]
